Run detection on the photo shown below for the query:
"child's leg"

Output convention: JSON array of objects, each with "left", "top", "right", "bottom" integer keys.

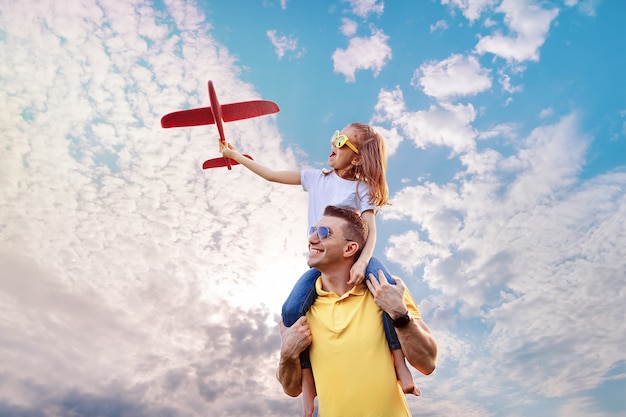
[
  {"left": 392, "top": 349, "right": 420, "bottom": 396},
  {"left": 367, "top": 257, "right": 419, "bottom": 396},
  {"left": 282, "top": 268, "right": 321, "bottom": 326},
  {"left": 366, "top": 257, "right": 399, "bottom": 349},
  {"left": 301, "top": 368, "right": 317, "bottom": 417}
]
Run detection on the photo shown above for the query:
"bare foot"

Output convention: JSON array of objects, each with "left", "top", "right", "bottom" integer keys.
[{"left": 405, "top": 384, "right": 421, "bottom": 396}]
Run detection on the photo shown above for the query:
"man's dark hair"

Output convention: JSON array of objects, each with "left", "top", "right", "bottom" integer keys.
[{"left": 323, "top": 205, "right": 368, "bottom": 259}]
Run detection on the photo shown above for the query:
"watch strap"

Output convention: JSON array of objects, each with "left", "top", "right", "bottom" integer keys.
[{"left": 392, "top": 311, "right": 411, "bottom": 328}]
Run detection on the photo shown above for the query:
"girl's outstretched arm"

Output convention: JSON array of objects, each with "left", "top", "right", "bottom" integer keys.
[
  {"left": 348, "top": 209, "right": 377, "bottom": 285},
  {"left": 221, "top": 142, "right": 301, "bottom": 185}
]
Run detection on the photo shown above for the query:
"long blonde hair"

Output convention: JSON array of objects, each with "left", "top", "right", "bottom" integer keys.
[{"left": 346, "top": 122, "right": 390, "bottom": 207}]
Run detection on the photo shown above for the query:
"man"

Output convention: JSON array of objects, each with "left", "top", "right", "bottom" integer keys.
[{"left": 277, "top": 205, "right": 438, "bottom": 416}]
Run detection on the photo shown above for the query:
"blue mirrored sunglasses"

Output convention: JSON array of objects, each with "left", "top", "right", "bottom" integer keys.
[
  {"left": 309, "top": 226, "right": 331, "bottom": 239},
  {"left": 309, "top": 226, "right": 351, "bottom": 241}
]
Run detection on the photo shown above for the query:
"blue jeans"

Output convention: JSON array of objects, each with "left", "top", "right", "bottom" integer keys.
[{"left": 281, "top": 257, "right": 400, "bottom": 368}]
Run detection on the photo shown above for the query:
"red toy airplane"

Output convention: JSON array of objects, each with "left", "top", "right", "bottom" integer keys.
[{"left": 161, "top": 80, "right": 280, "bottom": 170}]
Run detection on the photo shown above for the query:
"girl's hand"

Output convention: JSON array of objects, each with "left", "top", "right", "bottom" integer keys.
[
  {"left": 348, "top": 259, "right": 368, "bottom": 286},
  {"left": 220, "top": 141, "right": 236, "bottom": 158}
]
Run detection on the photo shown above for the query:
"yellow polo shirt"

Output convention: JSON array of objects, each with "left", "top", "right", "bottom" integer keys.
[{"left": 306, "top": 278, "right": 421, "bottom": 417}]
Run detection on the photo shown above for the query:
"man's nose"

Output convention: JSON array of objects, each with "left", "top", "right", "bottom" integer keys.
[{"left": 308, "top": 232, "right": 320, "bottom": 244}]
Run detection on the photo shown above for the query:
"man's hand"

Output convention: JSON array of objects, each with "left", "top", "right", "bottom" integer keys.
[
  {"left": 277, "top": 316, "right": 312, "bottom": 397},
  {"left": 365, "top": 270, "right": 407, "bottom": 319},
  {"left": 280, "top": 316, "right": 312, "bottom": 361}
]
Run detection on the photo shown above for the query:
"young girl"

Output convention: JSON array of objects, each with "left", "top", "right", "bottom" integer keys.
[{"left": 221, "top": 123, "right": 418, "bottom": 417}]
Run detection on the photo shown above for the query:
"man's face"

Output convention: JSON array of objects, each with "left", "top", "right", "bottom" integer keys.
[{"left": 307, "top": 215, "right": 349, "bottom": 270}]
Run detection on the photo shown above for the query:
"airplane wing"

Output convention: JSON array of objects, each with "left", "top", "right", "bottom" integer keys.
[
  {"left": 222, "top": 100, "right": 279, "bottom": 122},
  {"left": 161, "top": 100, "right": 279, "bottom": 128},
  {"left": 161, "top": 107, "right": 214, "bottom": 128},
  {"left": 202, "top": 154, "right": 254, "bottom": 170}
]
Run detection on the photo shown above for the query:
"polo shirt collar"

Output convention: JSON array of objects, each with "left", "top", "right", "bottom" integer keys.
[{"left": 315, "top": 277, "right": 368, "bottom": 299}]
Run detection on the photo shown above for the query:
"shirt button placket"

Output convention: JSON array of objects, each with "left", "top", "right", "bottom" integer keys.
[{"left": 334, "top": 299, "right": 344, "bottom": 330}]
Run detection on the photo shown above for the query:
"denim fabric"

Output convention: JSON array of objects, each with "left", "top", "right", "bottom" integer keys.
[
  {"left": 282, "top": 268, "right": 321, "bottom": 327},
  {"left": 281, "top": 257, "right": 401, "bottom": 368},
  {"left": 367, "top": 257, "right": 401, "bottom": 350}
]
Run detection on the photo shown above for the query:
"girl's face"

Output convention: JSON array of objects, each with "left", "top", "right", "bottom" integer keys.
[{"left": 328, "top": 125, "right": 360, "bottom": 172}]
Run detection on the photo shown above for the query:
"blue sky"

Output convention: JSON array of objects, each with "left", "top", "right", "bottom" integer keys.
[{"left": 0, "top": 0, "right": 624, "bottom": 416}]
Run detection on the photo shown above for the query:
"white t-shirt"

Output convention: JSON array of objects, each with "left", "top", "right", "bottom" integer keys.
[{"left": 301, "top": 169, "right": 378, "bottom": 230}]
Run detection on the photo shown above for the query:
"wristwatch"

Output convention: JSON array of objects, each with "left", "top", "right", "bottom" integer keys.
[{"left": 392, "top": 311, "right": 411, "bottom": 328}]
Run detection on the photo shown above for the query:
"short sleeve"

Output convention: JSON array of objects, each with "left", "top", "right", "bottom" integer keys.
[
  {"left": 356, "top": 181, "right": 379, "bottom": 214},
  {"left": 403, "top": 288, "right": 422, "bottom": 320}
]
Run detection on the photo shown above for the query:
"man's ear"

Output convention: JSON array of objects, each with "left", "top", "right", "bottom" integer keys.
[{"left": 343, "top": 241, "right": 360, "bottom": 258}]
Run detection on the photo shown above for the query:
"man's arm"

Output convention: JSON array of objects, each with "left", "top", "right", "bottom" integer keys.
[
  {"left": 366, "top": 272, "right": 438, "bottom": 375},
  {"left": 276, "top": 317, "right": 312, "bottom": 397},
  {"left": 394, "top": 314, "right": 437, "bottom": 375}
]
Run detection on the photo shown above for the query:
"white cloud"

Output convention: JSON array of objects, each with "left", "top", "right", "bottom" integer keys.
[
  {"left": 483, "top": 17, "right": 498, "bottom": 28},
  {"left": 475, "top": 0, "right": 560, "bottom": 62},
  {"left": 382, "top": 114, "right": 626, "bottom": 402},
  {"left": 442, "top": 0, "right": 498, "bottom": 23},
  {"left": 372, "top": 85, "right": 407, "bottom": 121},
  {"left": 340, "top": 17, "right": 358, "bottom": 37},
  {"left": 343, "top": 0, "right": 384, "bottom": 18},
  {"left": 373, "top": 86, "right": 477, "bottom": 154},
  {"left": 498, "top": 70, "right": 524, "bottom": 93},
  {"left": 412, "top": 54, "right": 492, "bottom": 100},
  {"left": 371, "top": 124, "right": 403, "bottom": 156},
  {"left": 385, "top": 230, "right": 451, "bottom": 273},
  {"left": 566, "top": 0, "right": 601, "bottom": 17},
  {"left": 539, "top": 107, "right": 554, "bottom": 118},
  {"left": 430, "top": 19, "right": 448, "bottom": 33},
  {"left": 0, "top": 1, "right": 308, "bottom": 415},
  {"left": 476, "top": 122, "right": 519, "bottom": 141},
  {"left": 332, "top": 27, "right": 392, "bottom": 82},
  {"left": 266, "top": 29, "right": 303, "bottom": 60},
  {"left": 0, "top": 253, "right": 290, "bottom": 414}
]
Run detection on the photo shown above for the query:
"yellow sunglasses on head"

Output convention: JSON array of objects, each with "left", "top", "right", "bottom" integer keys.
[{"left": 331, "top": 130, "right": 359, "bottom": 154}]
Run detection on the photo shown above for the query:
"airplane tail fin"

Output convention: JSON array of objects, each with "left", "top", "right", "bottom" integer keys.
[{"left": 202, "top": 154, "right": 254, "bottom": 170}]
